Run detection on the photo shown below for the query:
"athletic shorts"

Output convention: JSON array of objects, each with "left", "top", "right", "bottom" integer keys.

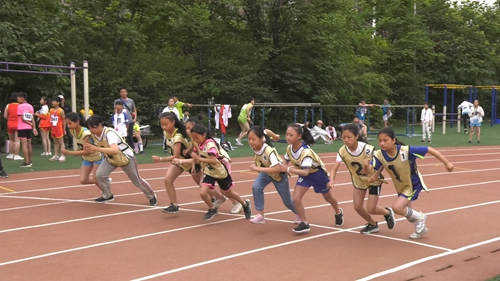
[
  {"left": 296, "top": 169, "right": 330, "bottom": 194},
  {"left": 82, "top": 157, "right": 104, "bottom": 167},
  {"left": 237, "top": 116, "right": 248, "bottom": 125},
  {"left": 18, "top": 129, "right": 32, "bottom": 140},
  {"left": 399, "top": 183, "right": 424, "bottom": 201},
  {"left": 51, "top": 125, "right": 64, "bottom": 139},
  {"left": 188, "top": 164, "right": 202, "bottom": 174},
  {"left": 202, "top": 174, "right": 233, "bottom": 191},
  {"left": 7, "top": 127, "right": 17, "bottom": 134},
  {"left": 40, "top": 127, "right": 50, "bottom": 132}
]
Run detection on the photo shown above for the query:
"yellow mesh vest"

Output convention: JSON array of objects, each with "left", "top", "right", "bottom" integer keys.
[
  {"left": 286, "top": 144, "right": 329, "bottom": 177},
  {"left": 91, "top": 127, "right": 130, "bottom": 167},
  {"left": 338, "top": 144, "right": 386, "bottom": 189},
  {"left": 254, "top": 145, "right": 284, "bottom": 182},
  {"left": 71, "top": 127, "right": 102, "bottom": 162}
]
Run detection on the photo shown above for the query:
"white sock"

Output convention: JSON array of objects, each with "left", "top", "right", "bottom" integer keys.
[
  {"left": 405, "top": 207, "right": 423, "bottom": 223},
  {"left": 139, "top": 142, "right": 143, "bottom": 151}
]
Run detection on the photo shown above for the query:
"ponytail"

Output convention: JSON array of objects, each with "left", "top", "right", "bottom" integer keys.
[
  {"left": 249, "top": 126, "right": 273, "bottom": 147},
  {"left": 288, "top": 123, "right": 315, "bottom": 145}
]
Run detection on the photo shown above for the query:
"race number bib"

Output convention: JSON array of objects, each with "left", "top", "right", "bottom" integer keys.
[
  {"left": 23, "top": 112, "right": 33, "bottom": 121},
  {"left": 51, "top": 115, "right": 59, "bottom": 126}
]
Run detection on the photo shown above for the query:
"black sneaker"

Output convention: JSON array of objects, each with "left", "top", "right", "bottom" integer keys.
[
  {"left": 203, "top": 208, "right": 218, "bottom": 220},
  {"left": 162, "top": 203, "right": 179, "bottom": 214},
  {"left": 427, "top": 139, "right": 432, "bottom": 143},
  {"left": 95, "top": 195, "right": 114, "bottom": 203},
  {"left": 335, "top": 208, "right": 344, "bottom": 226},
  {"left": 293, "top": 222, "right": 310, "bottom": 233},
  {"left": 468, "top": 140, "right": 471, "bottom": 143},
  {"left": 464, "top": 129, "right": 468, "bottom": 134},
  {"left": 420, "top": 139, "right": 426, "bottom": 143},
  {"left": 360, "top": 223, "right": 379, "bottom": 234},
  {"left": 149, "top": 196, "right": 158, "bottom": 206},
  {"left": 0, "top": 170, "right": 8, "bottom": 178},
  {"left": 384, "top": 207, "right": 396, "bottom": 229},
  {"left": 477, "top": 141, "right": 480, "bottom": 143},
  {"left": 243, "top": 199, "right": 252, "bottom": 219},
  {"left": 211, "top": 197, "right": 215, "bottom": 203},
  {"left": 20, "top": 162, "right": 32, "bottom": 168}
]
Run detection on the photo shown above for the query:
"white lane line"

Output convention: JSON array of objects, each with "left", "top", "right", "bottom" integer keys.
[
  {"left": 356, "top": 236, "right": 500, "bottom": 281},
  {"left": 1, "top": 148, "right": 498, "bottom": 184}
]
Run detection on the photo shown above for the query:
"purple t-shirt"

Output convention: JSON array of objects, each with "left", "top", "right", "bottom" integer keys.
[{"left": 17, "top": 103, "right": 34, "bottom": 130}]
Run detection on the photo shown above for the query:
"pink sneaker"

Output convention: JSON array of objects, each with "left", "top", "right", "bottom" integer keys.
[
  {"left": 249, "top": 214, "right": 265, "bottom": 224},
  {"left": 294, "top": 214, "right": 301, "bottom": 224}
]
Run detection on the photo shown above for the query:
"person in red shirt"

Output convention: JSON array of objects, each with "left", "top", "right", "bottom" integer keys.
[
  {"left": 3, "top": 93, "right": 22, "bottom": 160},
  {"left": 49, "top": 96, "right": 66, "bottom": 162}
]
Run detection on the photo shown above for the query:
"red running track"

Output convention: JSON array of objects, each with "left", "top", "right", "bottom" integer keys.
[{"left": 0, "top": 146, "right": 499, "bottom": 280}]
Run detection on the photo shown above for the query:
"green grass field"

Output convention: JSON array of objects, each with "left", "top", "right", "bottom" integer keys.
[{"left": 2, "top": 124, "right": 499, "bottom": 174}]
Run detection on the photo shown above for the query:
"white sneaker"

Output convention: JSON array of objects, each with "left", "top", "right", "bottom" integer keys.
[
  {"left": 59, "top": 155, "right": 66, "bottom": 162},
  {"left": 6, "top": 154, "right": 14, "bottom": 159},
  {"left": 13, "top": 155, "right": 24, "bottom": 161},
  {"left": 410, "top": 227, "right": 428, "bottom": 239},
  {"left": 230, "top": 202, "right": 243, "bottom": 214},
  {"left": 46, "top": 152, "right": 52, "bottom": 156},
  {"left": 41, "top": 152, "right": 46, "bottom": 156},
  {"left": 415, "top": 213, "right": 427, "bottom": 234},
  {"left": 235, "top": 139, "right": 244, "bottom": 146},
  {"left": 49, "top": 155, "right": 60, "bottom": 161}
]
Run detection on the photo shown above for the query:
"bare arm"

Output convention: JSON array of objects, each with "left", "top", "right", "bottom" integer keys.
[{"left": 427, "top": 147, "right": 454, "bottom": 171}]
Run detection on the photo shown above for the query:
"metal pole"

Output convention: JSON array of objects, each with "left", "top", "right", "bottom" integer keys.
[
  {"left": 367, "top": 108, "right": 371, "bottom": 134},
  {"left": 83, "top": 61, "right": 89, "bottom": 120},
  {"left": 492, "top": 87, "right": 496, "bottom": 127},
  {"left": 431, "top": 105, "right": 435, "bottom": 133},
  {"left": 443, "top": 85, "right": 447, "bottom": 135},
  {"left": 207, "top": 108, "right": 212, "bottom": 135},
  {"left": 412, "top": 108, "right": 415, "bottom": 136},
  {"left": 320, "top": 108, "right": 323, "bottom": 121},
  {"left": 294, "top": 107, "right": 297, "bottom": 123},
  {"left": 304, "top": 108, "right": 308, "bottom": 124},
  {"left": 457, "top": 107, "right": 461, "bottom": 133},
  {"left": 261, "top": 108, "right": 265, "bottom": 128},
  {"left": 451, "top": 88, "right": 455, "bottom": 128},
  {"left": 469, "top": 87, "right": 473, "bottom": 102},
  {"left": 425, "top": 85, "right": 429, "bottom": 102},
  {"left": 251, "top": 107, "right": 255, "bottom": 126},
  {"left": 474, "top": 87, "right": 478, "bottom": 100},
  {"left": 406, "top": 108, "right": 409, "bottom": 136}
]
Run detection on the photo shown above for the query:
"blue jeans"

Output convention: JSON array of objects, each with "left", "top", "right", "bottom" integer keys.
[{"left": 252, "top": 172, "right": 297, "bottom": 213}]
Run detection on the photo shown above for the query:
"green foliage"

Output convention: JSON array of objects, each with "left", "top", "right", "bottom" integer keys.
[{"left": 1, "top": 0, "right": 500, "bottom": 133}]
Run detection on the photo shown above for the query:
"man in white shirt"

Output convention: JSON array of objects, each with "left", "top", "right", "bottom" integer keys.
[
  {"left": 457, "top": 99, "right": 473, "bottom": 134},
  {"left": 420, "top": 102, "right": 433, "bottom": 143},
  {"left": 161, "top": 98, "right": 180, "bottom": 120}
]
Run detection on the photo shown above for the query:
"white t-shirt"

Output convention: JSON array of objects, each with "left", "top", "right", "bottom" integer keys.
[
  {"left": 162, "top": 107, "right": 180, "bottom": 120},
  {"left": 254, "top": 144, "right": 280, "bottom": 167},
  {"left": 95, "top": 128, "right": 134, "bottom": 157},
  {"left": 284, "top": 145, "right": 318, "bottom": 169},
  {"left": 458, "top": 101, "right": 473, "bottom": 114},
  {"left": 336, "top": 141, "right": 366, "bottom": 163},
  {"left": 40, "top": 104, "right": 49, "bottom": 114},
  {"left": 112, "top": 112, "right": 129, "bottom": 137}
]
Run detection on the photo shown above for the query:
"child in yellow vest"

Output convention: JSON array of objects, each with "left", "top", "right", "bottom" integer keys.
[
  {"left": 248, "top": 126, "right": 298, "bottom": 224},
  {"left": 367, "top": 127, "right": 454, "bottom": 239},
  {"left": 84, "top": 115, "right": 157, "bottom": 205},
  {"left": 153, "top": 112, "right": 212, "bottom": 214},
  {"left": 280, "top": 123, "right": 344, "bottom": 233},
  {"left": 329, "top": 124, "right": 395, "bottom": 234}
]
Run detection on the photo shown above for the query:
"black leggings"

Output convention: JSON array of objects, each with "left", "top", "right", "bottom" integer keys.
[{"left": 462, "top": 114, "right": 470, "bottom": 129}]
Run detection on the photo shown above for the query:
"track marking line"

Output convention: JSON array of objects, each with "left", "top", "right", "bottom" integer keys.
[
  {"left": 0, "top": 185, "right": 14, "bottom": 192},
  {"left": 356, "top": 236, "right": 500, "bottom": 281}
]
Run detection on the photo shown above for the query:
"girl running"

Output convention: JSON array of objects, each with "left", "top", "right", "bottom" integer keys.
[
  {"left": 35, "top": 96, "right": 52, "bottom": 156},
  {"left": 280, "top": 123, "right": 344, "bottom": 233},
  {"left": 174, "top": 124, "right": 252, "bottom": 221},
  {"left": 4, "top": 93, "right": 22, "bottom": 160},
  {"left": 49, "top": 96, "right": 66, "bottom": 162},
  {"left": 367, "top": 127, "right": 454, "bottom": 239},
  {"left": 152, "top": 113, "right": 211, "bottom": 214},
  {"left": 329, "top": 124, "right": 395, "bottom": 234},
  {"left": 247, "top": 126, "right": 299, "bottom": 224},
  {"left": 61, "top": 112, "right": 103, "bottom": 187},
  {"left": 84, "top": 115, "right": 157, "bottom": 205}
]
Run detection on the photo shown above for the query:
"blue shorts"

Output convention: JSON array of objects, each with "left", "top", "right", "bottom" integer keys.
[
  {"left": 399, "top": 183, "right": 424, "bottom": 201},
  {"left": 296, "top": 169, "right": 330, "bottom": 194},
  {"left": 470, "top": 119, "right": 481, "bottom": 127},
  {"left": 82, "top": 157, "right": 104, "bottom": 167}
]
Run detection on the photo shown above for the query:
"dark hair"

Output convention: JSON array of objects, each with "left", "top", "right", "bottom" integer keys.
[
  {"left": 159, "top": 112, "right": 188, "bottom": 138},
  {"left": 424, "top": 102, "right": 429, "bottom": 106},
  {"left": 41, "top": 96, "right": 51, "bottom": 105},
  {"left": 196, "top": 114, "right": 204, "bottom": 121},
  {"left": 186, "top": 117, "right": 202, "bottom": 126},
  {"left": 377, "top": 127, "right": 405, "bottom": 145},
  {"left": 9, "top": 92, "right": 19, "bottom": 102},
  {"left": 17, "top": 92, "right": 27, "bottom": 100},
  {"left": 87, "top": 115, "right": 105, "bottom": 128},
  {"left": 173, "top": 95, "right": 178, "bottom": 99},
  {"left": 247, "top": 98, "right": 254, "bottom": 103},
  {"left": 53, "top": 96, "right": 62, "bottom": 104},
  {"left": 191, "top": 124, "right": 224, "bottom": 151},
  {"left": 248, "top": 126, "right": 273, "bottom": 147},
  {"left": 119, "top": 87, "right": 127, "bottom": 91},
  {"left": 115, "top": 100, "right": 124, "bottom": 106},
  {"left": 287, "top": 123, "right": 314, "bottom": 145},
  {"left": 66, "top": 112, "right": 86, "bottom": 127},
  {"left": 341, "top": 123, "right": 367, "bottom": 143}
]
